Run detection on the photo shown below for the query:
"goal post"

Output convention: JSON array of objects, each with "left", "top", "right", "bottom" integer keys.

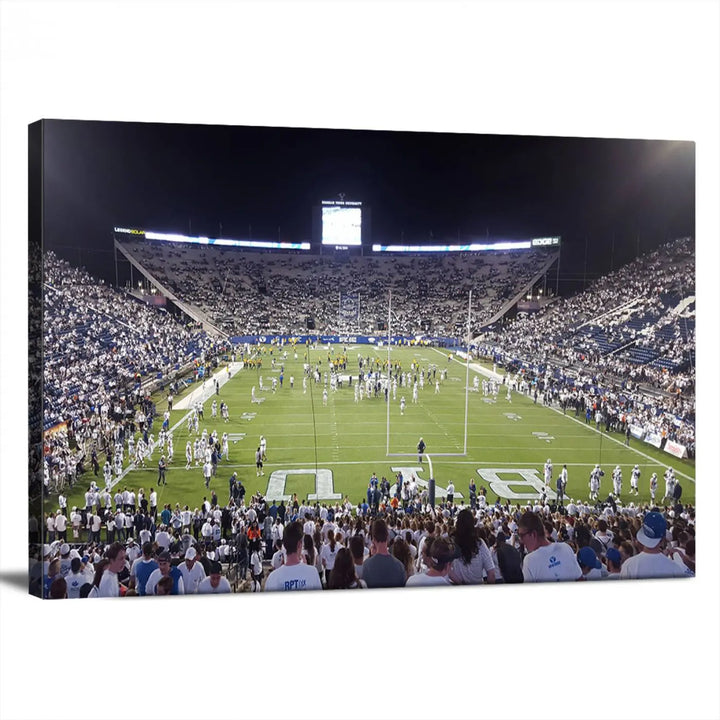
[{"left": 385, "top": 290, "right": 472, "bottom": 459}]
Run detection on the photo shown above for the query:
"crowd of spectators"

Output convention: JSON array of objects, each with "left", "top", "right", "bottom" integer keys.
[
  {"left": 477, "top": 237, "right": 694, "bottom": 381},
  {"left": 34, "top": 478, "right": 695, "bottom": 598},
  {"left": 474, "top": 237, "right": 695, "bottom": 453},
  {"left": 42, "top": 252, "right": 222, "bottom": 498},
  {"left": 118, "top": 239, "right": 555, "bottom": 337}
]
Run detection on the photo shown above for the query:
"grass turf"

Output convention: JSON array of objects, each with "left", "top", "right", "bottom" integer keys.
[{"left": 51, "top": 343, "right": 696, "bottom": 515}]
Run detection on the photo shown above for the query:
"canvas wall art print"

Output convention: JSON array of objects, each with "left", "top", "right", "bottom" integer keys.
[{"left": 29, "top": 120, "right": 696, "bottom": 599}]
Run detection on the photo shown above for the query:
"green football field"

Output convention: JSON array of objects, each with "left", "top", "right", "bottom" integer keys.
[{"left": 53, "top": 343, "right": 696, "bottom": 515}]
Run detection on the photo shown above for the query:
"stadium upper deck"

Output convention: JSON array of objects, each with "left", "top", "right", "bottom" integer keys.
[{"left": 115, "top": 237, "right": 558, "bottom": 338}]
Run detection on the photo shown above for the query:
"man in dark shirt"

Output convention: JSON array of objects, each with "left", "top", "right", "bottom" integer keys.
[
  {"left": 417, "top": 438, "right": 426, "bottom": 463},
  {"left": 362, "top": 519, "right": 407, "bottom": 589}
]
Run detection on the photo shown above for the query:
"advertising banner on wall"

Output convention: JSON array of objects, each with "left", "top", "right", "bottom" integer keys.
[
  {"left": 664, "top": 440, "right": 688, "bottom": 459},
  {"left": 629, "top": 424, "right": 645, "bottom": 440},
  {"left": 644, "top": 431, "right": 663, "bottom": 448}
]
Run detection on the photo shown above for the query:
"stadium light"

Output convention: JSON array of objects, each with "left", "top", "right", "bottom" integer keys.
[{"left": 372, "top": 240, "right": 532, "bottom": 253}]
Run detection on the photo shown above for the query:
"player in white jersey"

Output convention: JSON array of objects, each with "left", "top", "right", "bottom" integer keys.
[
  {"left": 303, "top": 376, "right": 307, "bottom": 394},
  {"left": 211, "top": 399, "right": 217, "bottom": 418},
  {"left": 354, "top": 384, "right": 359, "bottom": 403},
  {"left": 612, "top": 465, "right": 622, "bottom": 498},
  {"left": 392, "top": 378, "right": 397, "bottom": 400},
  {"left": 322, "top": 388, "right": 328, "bottom": 406},
  {"left": 412, "top": 383, "right": 418, "bottom": 404},
  {"left": 662, "top": 467, "right": 675, "bottom": 503},
  {"left": 435, "top": 379, "right": 440, "bottom": 394},
  {"left": 185, "top": 440, "right": 192, "bottom": 470},
  {"left": 222, "top": 432, "right": 229, "bottom": 461},
  {"left": 589, "top": 464, "right": 603, "bottom": 501},
  {"left": 506, "top": 385, "right": 512, "bottom": 403},
  {"left": 127, "top": 434, "right": 135, "bottom": 458},
  {"left": 543, "top": 459, "right": 553, "bottom": 486},
  {"left": 400, "top": 396, "right": 406, "bottom": 415},
  {"left": 650, "top": 473, "right": 658, "bottom": 504},
  {"left": 630, "top": 464, "right": 640, "bottom": 495},
  {"left": 135, "top": 440, "right": 147, "bottom": 468},
  {"left": 167, "top": 433, "right": 173, "bottom": 460}
]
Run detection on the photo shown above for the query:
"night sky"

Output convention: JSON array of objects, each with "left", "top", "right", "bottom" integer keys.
[{"left": 40, "top": 119, "right": 695, "bottom": 292}]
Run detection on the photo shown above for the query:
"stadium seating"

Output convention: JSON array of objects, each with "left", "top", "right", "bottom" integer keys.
[{"left": 116, "top": 239, "right": 556, "bottom": 337}]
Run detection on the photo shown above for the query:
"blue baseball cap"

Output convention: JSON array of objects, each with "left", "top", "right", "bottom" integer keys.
[
  {"left": 605, "top": 547, "right": 622, "bottom": 567},
  {"left": 577, "top": 546, "right": 601, "bottom": 569},
  {"left": 637, "top": 511, "right": 667, "bottom": 549}
]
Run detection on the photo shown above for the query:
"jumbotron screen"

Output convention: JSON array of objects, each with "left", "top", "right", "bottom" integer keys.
[{"left": 321, "top": 200, "right": 362, "bottom": 246}]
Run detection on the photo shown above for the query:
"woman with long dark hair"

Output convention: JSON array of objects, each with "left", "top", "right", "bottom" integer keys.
[
  {"left": 327, "top": 547, "right": 366, "bottom": 589},
  {"left": 302, "top": 534, "right": 315, "bottom": 566},
  {"left": 85, "top": 558, "right": 110, "bottom": 598},
  {"left": 391, "top": 537, "right": 415, "bottom": 579},
  {"left": 320, "top": 530, "right": 340, "bottom": 586},
  {"left": 448, "top": 508, "right": 496, "bottom": 584}
]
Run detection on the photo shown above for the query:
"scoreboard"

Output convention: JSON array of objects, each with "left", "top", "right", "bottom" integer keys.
[{"left": 321, "top": 200, "right": 363, "bottom": 248}]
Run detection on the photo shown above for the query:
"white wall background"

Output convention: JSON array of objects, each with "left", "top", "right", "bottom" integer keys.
[{"left": 1, "top": 2, "right": 718, "bottom": 719}]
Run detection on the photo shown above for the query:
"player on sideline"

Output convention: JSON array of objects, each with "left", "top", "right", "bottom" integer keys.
[
  {"left": 506, "top": 384, "right": 512, "bottom": 403},
  {"left": 662, "top": 467, "right": 676, "bottom": 504},
  {"left": 612, "top": 465, "right": 622, "bottom": 498},
  {"left": 543, "top": 459, "right": 553, "bottom": 488},
  {"left": 650, "top": 472, "right": 658, "bottom": 505},
  {"left": 558, "top": 464, "right": 568, "bottom": 505},
  {"left": 630, "top": 464, "right": 641, "bottom": 496},
  {"left": 417, "top": 437, "right": 426, "bottom": 464},
  {"left": 589, "top": 464, "right": 603, "bottom": 501},
  {"left": 203, "top": 459, "right": 212, "bottom": 489}
]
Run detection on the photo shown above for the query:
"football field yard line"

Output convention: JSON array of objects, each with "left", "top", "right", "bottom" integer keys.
[
  {"left": 543, "top": 404, "right": 696, "bottom": 482},
  {"left": 194, "top": 459, "right": 643, "bottom": 470},
  {"left": 108, "top": 402, "right": 208, "bottom": 490},
  {"left": 433, "top": 346, "right": 695, "bottom": 483},
  {"left": 97, "top": 342, "right": 694, "bottom": 516}
]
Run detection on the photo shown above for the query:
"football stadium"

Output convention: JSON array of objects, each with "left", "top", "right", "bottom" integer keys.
[{"left": 31, "top": 121, "right": 696, "bottom": 599}]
